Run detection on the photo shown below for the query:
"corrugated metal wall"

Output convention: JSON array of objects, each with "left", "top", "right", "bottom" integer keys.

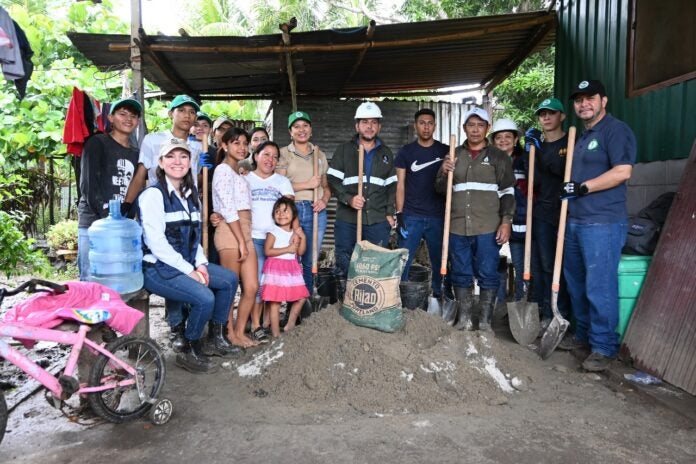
[{"left": 555, "top": 0, "right": 696, "bottom": 162}]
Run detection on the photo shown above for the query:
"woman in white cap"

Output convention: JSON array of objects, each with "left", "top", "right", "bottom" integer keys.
[
  {"left": 490, "top": 118, "right": 528, "bottom": 304},
  {"left": 139, "top": 141, "right": 239, "bottom": 374},
  {"left": 277, "top": 111, "right": 331, "bottom": 295}
]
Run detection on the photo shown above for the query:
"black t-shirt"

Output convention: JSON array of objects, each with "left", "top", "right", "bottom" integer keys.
[
  {"left": 78, "top": 134, "right": 139, "bottom": 228},
  {"left": 533, "top": 134, "right": 569, "bottom": 225},
  {"left": 394, "top": 140, "right": 449, "bottom": 217}
]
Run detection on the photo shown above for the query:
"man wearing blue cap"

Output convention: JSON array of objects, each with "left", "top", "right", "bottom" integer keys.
[
  {"left": 77, "top": 98, "right": 142, "bottom": 281},
  {"left": 124, "top": 94, "right": 203, "bottom": 211},
  {"left": 560, "top": 79, "right": 636, "bottom": 371},
  {"left": 436, "top": 107, "right": 515, "bottom": 332}
]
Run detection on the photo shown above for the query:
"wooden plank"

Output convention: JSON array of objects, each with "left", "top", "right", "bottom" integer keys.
[{"left": 621, "top": 140, "right": 696, "bottom": 394}]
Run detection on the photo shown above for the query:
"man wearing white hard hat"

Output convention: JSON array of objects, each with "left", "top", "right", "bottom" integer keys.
[
  {"left": 436, "top": 107, "right": 515, "bottom": 332},
  {"left": 328, "top": 102, "right": 396, "bottom": 281}
]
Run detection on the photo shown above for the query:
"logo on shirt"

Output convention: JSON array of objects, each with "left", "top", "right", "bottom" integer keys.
[
  {"left": 411, "top": 158, "right": 442, "bottom": 172},
  {"left": 481, "top": 156, "right": 491, "bottom": 165},
  {"left": 382, "top": 154, "right": 390, "bottom": 164},
  {"left": 588, "top": 139, "right": 599, "bottom": 151}
]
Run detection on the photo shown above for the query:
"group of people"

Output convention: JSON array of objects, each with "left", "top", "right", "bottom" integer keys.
[{"left": 77, "top": 77, "right": 635, "bottom": 375}]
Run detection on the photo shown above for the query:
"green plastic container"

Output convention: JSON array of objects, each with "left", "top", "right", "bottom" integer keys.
[{"left": 617, "top": 255, "right": 652, "bottom": 339}]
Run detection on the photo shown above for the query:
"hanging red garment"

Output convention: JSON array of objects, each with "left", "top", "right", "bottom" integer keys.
[{"left": 63, "top": 87, "right": 89, "bottom": 156}]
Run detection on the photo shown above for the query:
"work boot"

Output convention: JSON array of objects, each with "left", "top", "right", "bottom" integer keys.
[
  {"left": 477, "top": 288, "right": 497, "bottom": 333},
  {"left": 336, "top": 278, "right": 347, "bottom": 303},
  {"left": 453, "top": 287, "right": 474, "bottom": 331},
  {"left": 206, "top": 322, "right": 241, "bottom": 357},
  {"left": 169, "top": 322, "right": 186, "bottom": 353},
  {"left": 175, "top": 339, "right": 218, "bottom": 374}
]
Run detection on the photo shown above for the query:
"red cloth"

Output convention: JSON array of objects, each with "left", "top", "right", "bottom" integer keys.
[{"left": 63, "top": 87, "right": 89, "bottom": 156}]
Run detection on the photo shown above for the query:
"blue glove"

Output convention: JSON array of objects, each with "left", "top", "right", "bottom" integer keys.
[
  {"left": 524, "top": 128, "right": 542, "bottom": 152},
  {"left": 199, "top": 152, "right": 214, "bottom": 170},
  {"left": 395, "top": 212, "right": 408, "bottom": 239},
  {"left": 560, "top": 181, "right": 588, "bottom": 200}
]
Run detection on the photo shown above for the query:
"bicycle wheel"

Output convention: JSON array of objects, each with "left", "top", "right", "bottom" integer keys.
[
  {"left": 0, "top": 389, "right": 7, "bottom": 445},
  {"left": 87, "top": 335, "right": 166, "bottom": 423}
]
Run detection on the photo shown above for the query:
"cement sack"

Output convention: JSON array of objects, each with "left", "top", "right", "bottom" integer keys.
[{"left": 340, "top": 241, "right": 408, "bottom": 332}]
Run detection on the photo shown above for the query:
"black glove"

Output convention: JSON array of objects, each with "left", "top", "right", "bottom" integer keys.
[
  {"left": 524, "top": 128, "right": 542, "bottom": 152},
  {"left": 560, "top": 181, "right": 588, "bottom": 200},
  {"left": 395, "top": 212, "right": 408, "bottom": 239}
]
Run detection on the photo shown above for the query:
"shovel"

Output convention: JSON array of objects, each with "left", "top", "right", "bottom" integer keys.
[
  {"left": 310, "top": 146, "right": 327, "bottom": 311},
  {"left": 539, "top": 126, "right": 576, "bottom": 359},
  {"left": 201, "top": 137, "right": 209, "bottom": 257},
  {"left": 356, "top": 144, "right": 364, "bottom": 242},
  {"left": 508, "top": 144, "right": 541, "bottom": 346},
  {"left": 433, "top": 135, "right": 457, "bottom": 324}
]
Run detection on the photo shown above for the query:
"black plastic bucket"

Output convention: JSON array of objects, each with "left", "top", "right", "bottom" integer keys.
[
  {"left": 408, "top": 264, "right": 431, "bottom": 283},
  {"left": 400, "top": 280, "right": 430, "bottom": 310},
  {"left": 316, "top": 268, "right": 337, "bottom": 302}
]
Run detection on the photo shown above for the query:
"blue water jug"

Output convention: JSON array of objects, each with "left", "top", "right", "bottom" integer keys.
[{"left": 88, "top": 200, "right": 143, "bottom": 294}]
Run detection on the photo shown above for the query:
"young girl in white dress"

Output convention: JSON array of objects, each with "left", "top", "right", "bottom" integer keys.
[{"left": 261, "top": 197, "right": 309, "bottom": 337}]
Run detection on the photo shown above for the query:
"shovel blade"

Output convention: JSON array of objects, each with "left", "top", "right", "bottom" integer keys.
[
  {"left": 427, "top": 296, "right": 442, "bottom": 317},
  {"left": 538, "top": 315, "right": 570, "bottom": 359},
  {"left": 441, "top": 296, "right": 457, "bottom": 326},
  {"left": 508, "top": 301, "right": 541, "bottom": 346}
]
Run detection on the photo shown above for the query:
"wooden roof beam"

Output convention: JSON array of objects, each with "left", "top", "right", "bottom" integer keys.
[
  {"left": 280, "top": 18, "right": 298, "bottom": 112},
  {"left": 338, "top": 20, "right": 376, "bottom": 97},
  {"left": 135, "top": 28, "right": 197, "bottom": 97}
]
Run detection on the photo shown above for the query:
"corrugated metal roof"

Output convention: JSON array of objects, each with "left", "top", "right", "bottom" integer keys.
[{"left": 67, "top": 11, "right": 555, "bottom": 99}]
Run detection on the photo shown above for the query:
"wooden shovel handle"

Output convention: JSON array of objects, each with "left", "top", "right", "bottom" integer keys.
[
  {"left": 312, "top": 147, "right": 319, "bottom": 274},
  {"left": 202, "top": 166, "right": 209, "bottom": 258},
  {"left": 440, "top": 134, "right": 456, "bottom": 275},
  {"left": 523, "top": 145, "right": 535, "bottom": 280},
  {"left": 552, "top": 126, "right": 576, "bottom": 290},
  {"left": 357, "top": 145, "right": 364, "bottom": 242}
]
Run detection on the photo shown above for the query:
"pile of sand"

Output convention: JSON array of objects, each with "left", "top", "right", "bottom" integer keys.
[{"left": 239, "top": 305, "right": 522, "bottom": 414}]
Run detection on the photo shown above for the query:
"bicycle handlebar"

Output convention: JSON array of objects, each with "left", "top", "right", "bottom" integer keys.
[{"left": 0, "top": 279, "right": 67, "bottom": 305}]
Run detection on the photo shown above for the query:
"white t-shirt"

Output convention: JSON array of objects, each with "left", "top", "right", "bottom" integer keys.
[
  {"left": 139, "top": 131, "right": 202, "bottom": 187},
  {"left": 245, "top": 172, "right": 294, "bottom": 239},
  {"left": 268, "top": 225, "right": 296, "bottom": 260}
]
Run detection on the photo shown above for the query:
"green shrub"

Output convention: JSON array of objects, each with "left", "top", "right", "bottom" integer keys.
[
  {"left": 0, "top": 211, "right": 50, "bottom": 277},
  {"left": 46, "top": 219, "right": 79, "bottom": 251}
]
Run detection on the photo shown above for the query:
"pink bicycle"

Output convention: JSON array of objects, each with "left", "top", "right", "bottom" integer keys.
[{"left": 0, "top": 279, "right": 172, "bottom": 445}]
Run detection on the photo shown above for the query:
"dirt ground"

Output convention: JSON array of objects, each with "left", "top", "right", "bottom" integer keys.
[{"left": 1, "top": 294, "right": 696, "bottom": 464}]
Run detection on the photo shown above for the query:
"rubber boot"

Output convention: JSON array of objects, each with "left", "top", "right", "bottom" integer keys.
[
  {"left": 453, "top": 287, "right": 474, "bottom": 331},
  {"left": 477, "top": 288, "right": 496, "bottom": 333},
  {"left": 170, "top": 322, "right": 186, "bottom": 353},
  {"left": 206, "top": 322, "right": 241, "bottom": 357},
  {"left": 175, "top": 339, "right": 218, "bottom": 374}
]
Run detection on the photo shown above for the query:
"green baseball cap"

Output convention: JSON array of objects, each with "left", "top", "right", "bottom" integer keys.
[
  {"left": 288, "top": 110, "right": 311, "bottom": 128},
  {"left": 110, "top": 98, "right": 142, "bottom": 116},
  {"left": 535, "top": 97, "right": 565, "bottom": 114},
  {"left": 196, "top": 111, "right": 212, "bottom": 125},
  {"left": 168, "top": 94, "right": 200, "bottom": 112}
]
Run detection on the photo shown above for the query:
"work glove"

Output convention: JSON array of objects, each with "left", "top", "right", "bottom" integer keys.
[
  {"left": 120, "top": 201, "right": 133, "bottom": 217},
  {"left": 199, "top": 152, "right": 214, "bottom": 170},
  {"left": 524, "top": 128, "right": 542, "bottom": 152},
  {"left": 560, "top": 181, "right": 588, "bottom": 200},
  {"left": 395, "top": 212, "right": 408, "bottom": 239}
]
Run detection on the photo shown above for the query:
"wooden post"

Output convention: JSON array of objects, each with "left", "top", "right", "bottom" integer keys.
[{"left": 130, "top": 0, "right": 144, "bottom": 145}]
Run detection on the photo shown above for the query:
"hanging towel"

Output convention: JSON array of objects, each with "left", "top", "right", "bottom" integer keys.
[
  {"left": 12, "top": 20, "right": 33, "bottom": 99},
  {"left": 0, "top": 6, "right": 24, "bottom": 81},
  {"left": 63, "top": 87, "right": 90, "bottom": 156}
]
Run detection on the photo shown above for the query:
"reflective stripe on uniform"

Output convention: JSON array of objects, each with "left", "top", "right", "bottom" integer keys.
[
  {"left": 498, "top": 187, "right": 514, "bottom": 197},
  {"left": 512, "top": 224, "right": 526, "bottom": 233},
  {"left": 327, "top": 167, "right": 344, "bottom": 179},
  {"left": 343, "top": 175, "right": 394, "bottom": 187},
  {"left": 453, "top": 182, "right": 498, "bottom": 192},
  {"left": 164, "top": 211, "right": 201, "bottom": 223}
]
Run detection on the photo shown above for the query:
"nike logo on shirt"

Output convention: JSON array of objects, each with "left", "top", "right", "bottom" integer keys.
[{"left": 411, "top": 158, "right": 442, "bottom": 172}]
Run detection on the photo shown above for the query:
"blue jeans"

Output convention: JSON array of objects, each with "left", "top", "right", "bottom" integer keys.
[
  {"left": 78, "top": 227, "right": 90, "bottom": 281},
  {"left": 533, "top": 218, "right": 571, "bottom": 320},
  {"left": 397, "top": 214, "right": 445, "bottom": 297},
  {"left": 253, "top": 238, "right": 266, "bottom": 303},
  {"left": 563, "top": 221, "right": 626, "bottom": 358},
  {"left": 297, "top": 201, "right": 328, "bottom": 294},
  {"left": 144, "top": 263, "right": 238, "bottom": 341},
  {"left": 449, "top": 232, "right": 500, "bottom": 290},
  {"left": 334, "top": 219, "right": 391, "bottom": 279}
]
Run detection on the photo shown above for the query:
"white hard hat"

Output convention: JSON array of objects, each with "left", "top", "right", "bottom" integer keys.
[
  {"left": 354, "top": 102, "right": 383, "bottom": 120},
  {"left": 490, "top": 118, "right": 520, "bottom": 136}
]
